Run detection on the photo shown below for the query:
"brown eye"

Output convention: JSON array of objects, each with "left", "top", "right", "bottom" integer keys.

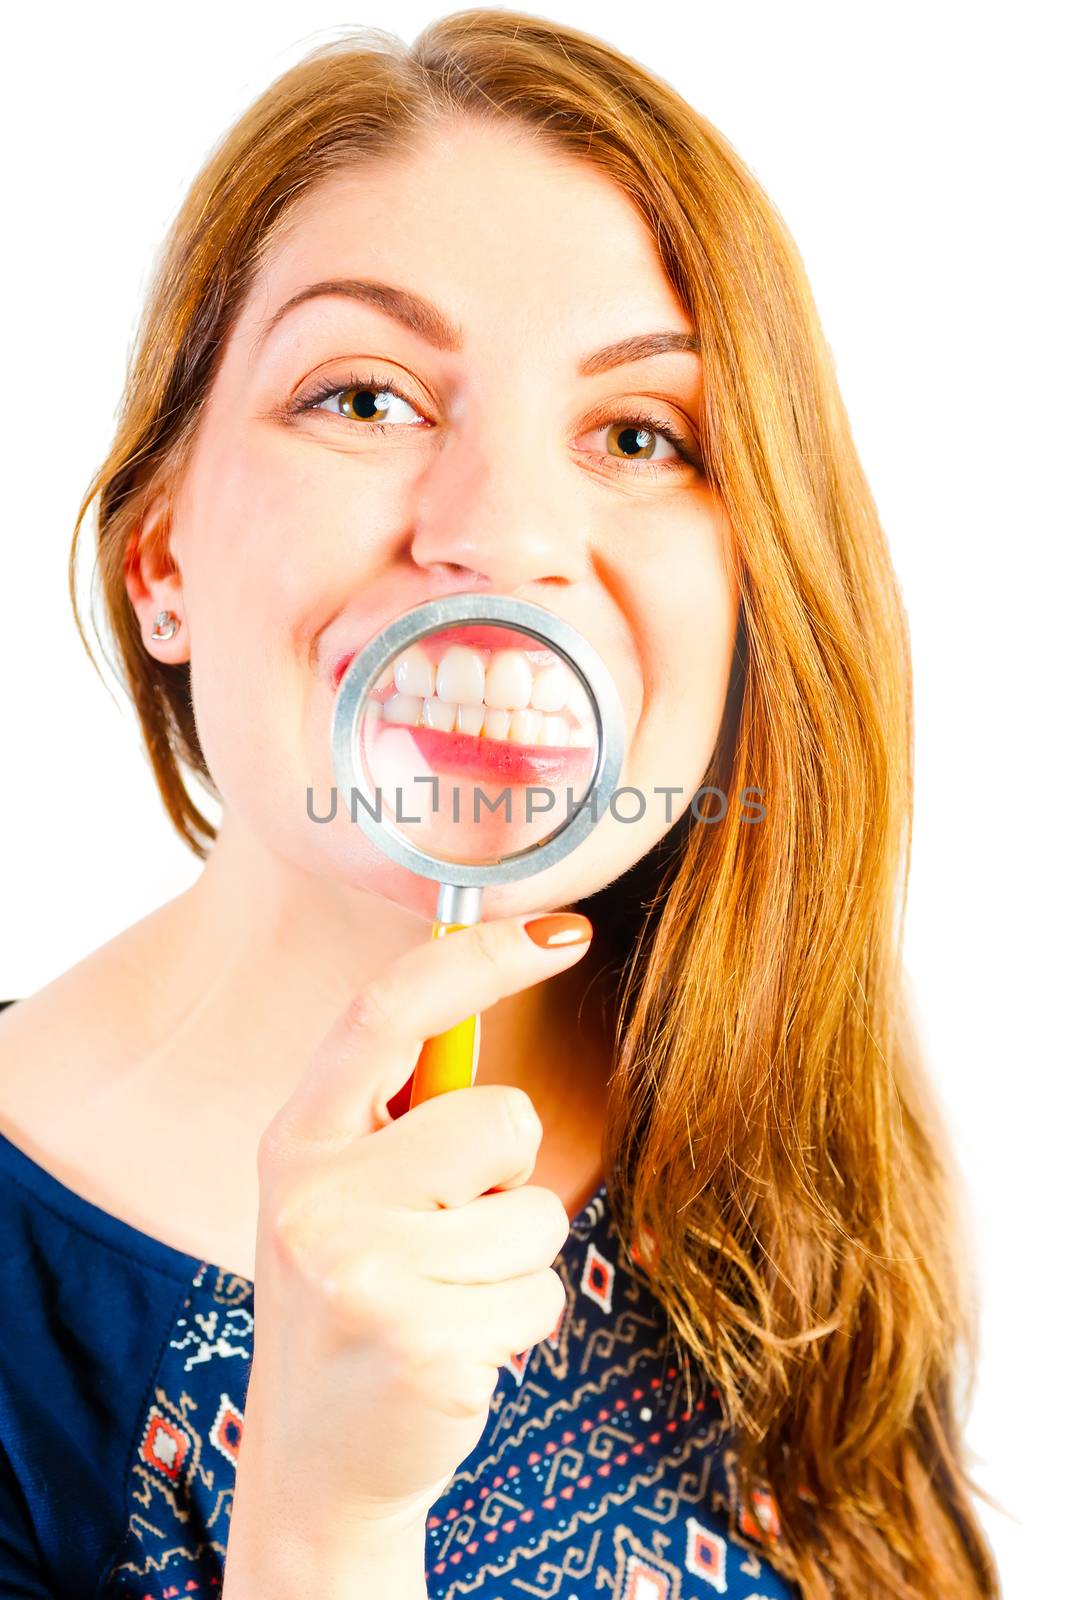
[
  {"left": 604, "top": 422, "right": 680, "bottom": 462},
  {"left": 335, "top": 387, "right": 405, "bottom": 422},
  {"left": 305, "top": 381, "right": 425, "bottom": 425},
  {"left": 298, "top": 377, "right": 698, "bottom": 474}
]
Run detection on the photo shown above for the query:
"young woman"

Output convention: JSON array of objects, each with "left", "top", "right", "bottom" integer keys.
[{"left": 0, "top": 11, "right": 1000, "bottom": 1598}]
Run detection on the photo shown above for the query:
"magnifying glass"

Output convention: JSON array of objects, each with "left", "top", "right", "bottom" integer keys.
[{"left": 330, "top": 592, "right": 625, "bottom": 1112}]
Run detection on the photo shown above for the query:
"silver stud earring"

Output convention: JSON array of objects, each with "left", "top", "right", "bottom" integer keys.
[{"left": 150, "top": 609, "right": 181, "bottom": 642}]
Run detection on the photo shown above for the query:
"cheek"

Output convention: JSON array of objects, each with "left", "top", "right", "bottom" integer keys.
[
  {"left": 632, "top": 521, "right": 739, "bottom": 791},
  {"left": 686, "top": 573, "right": 738, "bottom": 750},
  {"left": 167, "top": 429, "right": 315, "bottom": 808},
  {"left": 180, "top": 418, "right": 414, "bottom": 633},
  {"left": 170, "top": 418, "right": 429, "bottom": 844}
]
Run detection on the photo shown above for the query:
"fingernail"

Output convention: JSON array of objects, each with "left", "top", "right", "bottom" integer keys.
[{"left": 522, "top": 912, "right": 593, "bottom": 949}]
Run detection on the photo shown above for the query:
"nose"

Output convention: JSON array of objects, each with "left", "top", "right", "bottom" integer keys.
[{"left": 407, "top": 412, "right": 592, "bottom": 592}]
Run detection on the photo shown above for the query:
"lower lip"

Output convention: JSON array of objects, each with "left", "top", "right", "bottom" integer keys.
[{"left": 368, "top": 721, "right": 595, "bottom": 786}]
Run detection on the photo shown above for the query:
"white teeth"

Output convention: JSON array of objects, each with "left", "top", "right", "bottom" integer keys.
[
  {"left": 436, "top": 646, "right": 485, "bottom": 706},
  {"left": 509, "top": 707, "right": 542, "bottom": 745},
  {"left": 567, "top": 677, "right": 593, "bottom": 723},
  {"left": 382, "top": 692, "right": 423, "bottom": 724},
  {"left": 352, "top": 649, "right": 593, "bottom": 743},
  {"left": 376, "top": 649, "right": 598, "bottom": 752},
  {"left": 422, "top": 696, "right": 457, "bottom": 732},
  {"left": 538, "top": 713, "right": 570, "bottom": 746},
  {"left": 530, "top": 663, "right": 571, "bottom": 713},
  {"left": 378, "top": 687, "right": 594, "bottom": 751},
  {"left": 485, "top": 650, "right": 533, "bottom": 711},
  {"left": 364, "top": 698, "right": 383, "bottom": 720},
  {"left": 455, "top": 701, "right": 486, "bottom": 736},
  {"left": 394, "top": 646, "right": 434, "bottom": 700}
]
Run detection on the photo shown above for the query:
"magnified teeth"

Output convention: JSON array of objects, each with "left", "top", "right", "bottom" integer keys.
[
  {"left": 422, "top": 696, "right": 457, "bottom": 732},
  {"left": 436, "top": 646, "right": 485, "bottom": 705},
  {"left": 456, "top": 701, "right": 486, "bottom": 736},
  {"left": 372, "top": 688, "right": 591, "bottom": 748},
  {"left": 373, "top": 667, "right": 394, "bottom": 694},
  {"left": 567, "top": 678, "right": 593, "bottom": 723},
  {"left": 509, "top": 707, "right": 542, "bottom": 745},
  {"left": 394, "top": 646, "right": 434, "bottom": 700},
  {"left": 383, "top": 692, "right": 423, "bottom": 724},
  {"left": 485, "top": 650, "right": 533, "bottom": 711},
  {"left": 538, "top": 713, "right": 570, "bottom": 745},
  {"left": 530, "top": 663, "right": 571, "bottom": 713}
]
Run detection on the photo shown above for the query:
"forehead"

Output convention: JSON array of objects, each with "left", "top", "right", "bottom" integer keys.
[{"left": 240, "top": 119, "right": 690, "bottom": 350}]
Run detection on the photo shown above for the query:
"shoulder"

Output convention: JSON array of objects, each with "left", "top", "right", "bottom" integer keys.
[
  {"left": 0, "top": 970, "right": 120, "bottom": 1183},
  {"left": 0, "top": 925, "right": 181, "bottom": 1260},
  {"left": 0, "top": 904, "right": 178, "bottom": 1152}
]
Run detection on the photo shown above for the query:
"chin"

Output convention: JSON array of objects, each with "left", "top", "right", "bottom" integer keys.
[{"left": 320, "top": 829, "right": 614, "bottom": 925}]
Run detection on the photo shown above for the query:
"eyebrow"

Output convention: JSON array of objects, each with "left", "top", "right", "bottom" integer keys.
[{"left": 250, "top": 278, "right": 701, "bottom": 374}]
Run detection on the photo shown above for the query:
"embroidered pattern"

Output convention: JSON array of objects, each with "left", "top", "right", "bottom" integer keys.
[
  {"left": 102, "top": 1267, "right": 253, "bottom": 1594},
  {"left": 100, "top": 1191, "right": 797, "bottom": 1598}
]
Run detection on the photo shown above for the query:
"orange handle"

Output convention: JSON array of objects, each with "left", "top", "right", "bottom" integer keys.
[
  {"left": 407, "top": 918, "right": 530, "bottom": 1369},
  {"left": 408, "top": 920, "right": 481, "bottom": 1107}
]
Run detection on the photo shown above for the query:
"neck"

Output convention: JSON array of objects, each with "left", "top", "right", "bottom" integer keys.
[{"left": 139, "top": 811, "right": 614, "bottom": 1153}]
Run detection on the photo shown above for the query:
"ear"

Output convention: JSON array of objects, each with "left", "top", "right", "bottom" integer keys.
[{"left": 124, "top": 486, "right": 191, "bottom": 666}]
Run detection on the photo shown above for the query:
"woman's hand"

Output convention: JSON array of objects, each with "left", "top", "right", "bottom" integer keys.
[{"left": 223, "top": 910, "right": 593, "bottom": 1592}]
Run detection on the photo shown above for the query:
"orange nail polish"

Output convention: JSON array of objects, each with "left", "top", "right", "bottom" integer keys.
[{"left": 522, "top": 912, "right": 593, "bottom": 949}]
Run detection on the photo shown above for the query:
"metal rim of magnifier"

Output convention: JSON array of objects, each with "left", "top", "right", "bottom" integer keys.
[{"left": 330, "top": 593, "right": 625, "bottom": 888}]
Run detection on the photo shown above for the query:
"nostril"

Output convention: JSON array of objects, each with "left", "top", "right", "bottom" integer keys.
[{"left": 426, "top": 561, "right": 491, "bottom": 584}]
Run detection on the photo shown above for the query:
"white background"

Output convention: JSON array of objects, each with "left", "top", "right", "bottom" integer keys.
[{"left": 1, "top": 3, "right": 1059, "bottom": 1590}]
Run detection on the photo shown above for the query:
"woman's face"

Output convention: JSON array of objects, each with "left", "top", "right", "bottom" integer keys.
[{"left": 131, "top": 117, "right": 740, "bottom": 919}]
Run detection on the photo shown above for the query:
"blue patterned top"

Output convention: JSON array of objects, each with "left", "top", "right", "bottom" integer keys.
[{"left": 0, "top": 1116, "right": 798, "bottom": 1598}]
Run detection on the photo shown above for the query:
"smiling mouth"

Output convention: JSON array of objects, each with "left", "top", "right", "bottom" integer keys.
[{"left": 332, "top": 632, "right": 598, "bottom": 752}]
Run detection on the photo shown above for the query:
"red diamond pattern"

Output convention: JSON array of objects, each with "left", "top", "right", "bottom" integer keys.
[
  {"left": 580, "top": 1240, "right": 615, "bottom": 1312},
  {"left": 685, "top": 1515, "right": 728, "bottom": 1592},
  {"left": 208, "top": 1392, "right": 244, "bottom": 1466},
  {"left": 139, "top": 1408, "right": 189, "bottom": 1482}
]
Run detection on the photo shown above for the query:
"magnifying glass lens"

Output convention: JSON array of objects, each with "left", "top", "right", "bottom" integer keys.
[{"left": 358, "top": 623, "right": 599, "bottom": 865}]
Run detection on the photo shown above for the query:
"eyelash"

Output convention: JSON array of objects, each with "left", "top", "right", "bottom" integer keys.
[{"left": 289, "top": 369, "right": 701, "bottom": 478}]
